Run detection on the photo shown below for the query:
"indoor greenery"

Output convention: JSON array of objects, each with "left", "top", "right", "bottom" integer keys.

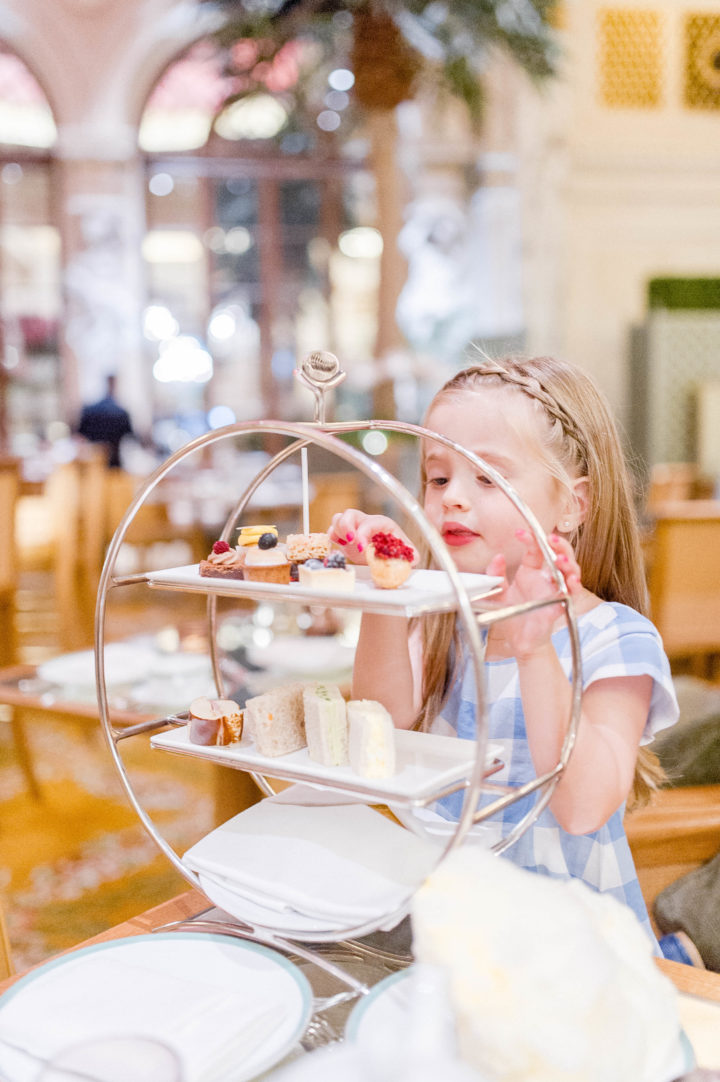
[{"left": 207, "top": 0, "right": 560, "bottom": 124}]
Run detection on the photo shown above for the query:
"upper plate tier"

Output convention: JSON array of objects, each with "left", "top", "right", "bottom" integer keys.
[{"left": 142, "top": 564, "right": 503, "bottom": 617}]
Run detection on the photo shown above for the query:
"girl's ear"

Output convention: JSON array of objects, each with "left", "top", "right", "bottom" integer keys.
[{"left": 558, "top": 476, "right": 590, "bottom": 533}]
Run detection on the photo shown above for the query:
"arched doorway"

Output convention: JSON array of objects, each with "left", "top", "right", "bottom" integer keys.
[
  {"left": 138, "top": 39, "right": 380, "bottom": 451},
  {"left": 0, "top": 42, "right": 60, "bottom": 455}
]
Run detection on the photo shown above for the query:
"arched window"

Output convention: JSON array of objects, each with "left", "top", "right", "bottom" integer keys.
[
  {"left": 139, "top": 39, "right": 379, "bottom": 447},
  {"left": 0, "top": 43, "right": 60, "bottom": 454}
]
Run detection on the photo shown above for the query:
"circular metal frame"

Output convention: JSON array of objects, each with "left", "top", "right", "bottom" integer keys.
[{"left": 95, "top": 418, "right": 582, "bottom": 946}]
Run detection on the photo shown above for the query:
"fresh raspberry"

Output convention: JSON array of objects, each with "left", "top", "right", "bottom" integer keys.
[
  {"left": 212, "top": 540, "right": 231, "bottom": 554},
  {"left": 370, "top": 531, "right": 413, "bottom": 562}
]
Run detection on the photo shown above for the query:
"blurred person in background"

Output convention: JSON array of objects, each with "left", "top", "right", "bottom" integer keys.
[{"left": 76, "top": 374, "right": 134, "bottom": 468}]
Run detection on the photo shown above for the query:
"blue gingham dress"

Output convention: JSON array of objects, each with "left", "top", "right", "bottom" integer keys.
[{"left": 432, "top": 602, "right": 679, "bottom": 944}]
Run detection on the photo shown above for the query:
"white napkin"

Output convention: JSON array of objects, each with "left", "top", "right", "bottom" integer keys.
[
  {"left": 197, "top": 871, "right": 351, "bottom": 935},
  {"left": 183, "top": 802, "right": 442, "bottom": 922}
]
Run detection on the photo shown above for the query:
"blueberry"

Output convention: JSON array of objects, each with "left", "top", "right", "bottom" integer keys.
[
  {"left": 258, "top": 532, "right": 278, "bottom": 549},
  {"left": 305, "top": 558, "right": 324, "bottom": 570},
  {"left": 324, "top": 552, "right": 346, "bottom": 569}
]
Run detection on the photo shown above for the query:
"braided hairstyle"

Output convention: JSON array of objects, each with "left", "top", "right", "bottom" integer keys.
[{"left": 416, "top": 355, "right": 662, "bottom": 807}]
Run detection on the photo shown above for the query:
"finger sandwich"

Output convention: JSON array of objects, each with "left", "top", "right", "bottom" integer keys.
[
  {"left": 347, "top": 699, "right": 396, "bottom": 778},
  {"left": 303, "top": 682, "right": 349, "bottom": 766},
  {"left": 245, "top": 683, "right": 306, "bottom": 757}
]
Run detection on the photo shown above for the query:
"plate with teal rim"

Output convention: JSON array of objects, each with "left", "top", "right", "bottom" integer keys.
[
  {"left": 0, "top": 932, "right": 312, "bottom": 1082},
  {"left": 345, "top": 967, "right": 695, "bottom": 1080}
]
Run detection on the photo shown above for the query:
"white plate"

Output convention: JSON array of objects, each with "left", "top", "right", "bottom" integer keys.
[
  {"left": 129, "top": 673, "right": 218, "bottom": 711},
  {"left": 36, "top": 644, "right": 211, "bottom": 690},
  {"left": 37, "top": 643, "right": 153, "bottom": 688},
  {"left": 346, "top": 969, "right": 695, "bottom": 1082},
  {"left": 0, "top": 932, "right": 311, "bottom": 1082},
  {"left": 146, "top": 564, "right": 503, "bottom": 617},
  {"left": 151, "top": 726, "right": 502, "bottom": 808},
  {"left": 246, "top": 635, "right": 355, "bottom": 677}
]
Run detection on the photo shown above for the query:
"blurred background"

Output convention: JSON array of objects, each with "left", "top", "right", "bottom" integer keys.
[{"left": 0, "top": 0, "right": 718, "bottom": 471}]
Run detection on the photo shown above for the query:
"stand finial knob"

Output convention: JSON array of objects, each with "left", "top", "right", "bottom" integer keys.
[{"left": 295, "top": 351, "right": 346, "bottom": 423}]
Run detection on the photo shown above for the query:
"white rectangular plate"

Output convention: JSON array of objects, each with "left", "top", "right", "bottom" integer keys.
[
  {"left": 151, "top": 725, "right": 502, "bottom": 808},
  {"left": 143, "top": 564, "right": 502, "bottom": 616}
]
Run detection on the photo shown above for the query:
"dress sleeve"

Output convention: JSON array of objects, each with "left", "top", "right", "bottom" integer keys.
[{"left": 577, "top": 606, "right": 679, "bottom": 743}]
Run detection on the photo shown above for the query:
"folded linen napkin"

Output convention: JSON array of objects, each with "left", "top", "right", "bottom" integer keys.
[
  {"left": 197, "top": 870, "right": 351, "bottom": 936},
  {"left": 183, "top": 802, "right": 442, "bottom": 923}
]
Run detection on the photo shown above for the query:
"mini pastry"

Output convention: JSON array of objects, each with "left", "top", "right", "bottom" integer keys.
[
  {"left": 366, "top": 531, "right": 414, "bottom": 589},
  {"left": 189, "top": 696, "right": 244, "bottom": 746},
  {"left": 347, "top": 699, "right": 396, "bottom": 778},
  {"left": 303, "top": 682, "right": 349, "bottom": 766},
  {"left": 237, "top": 525, "right": 278, "bottom": 547},
  {"left": 244, "top": 531, "right": 291, "bottom": 584},
  {"left": 199, "top": 540, "right": 245, "bottom": 579},
  {"left": 245, "top": 683, "right": 306, "bottom": 756},
  {"left": 286, "top": 533, "right": 332, "bottom": 563},
  {"left": 298, "top": 552, "right": 356, "bottom": 591}
]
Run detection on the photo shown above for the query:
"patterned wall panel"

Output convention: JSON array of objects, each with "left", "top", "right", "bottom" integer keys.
[
  {"left": 684, "top": 12, "right": 720, "bottom": 109},
  {"left": 597, "top": 8, "right": 665, "bottom": 107},
  {"left": 645, "top": 312, "right": 720, "bottom": 465}
]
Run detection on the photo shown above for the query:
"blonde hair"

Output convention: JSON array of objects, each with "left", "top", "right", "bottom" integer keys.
[{"left": 416, "top": 355, "right": 663, "bottom": 808}]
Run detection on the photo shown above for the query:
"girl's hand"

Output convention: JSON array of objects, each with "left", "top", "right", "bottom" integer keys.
[
  {"left": 328, "top": 509, "right": 418, "bottom": 566},
  {"left": 486, "top": 531, "right": 583, "bottom": 660}
]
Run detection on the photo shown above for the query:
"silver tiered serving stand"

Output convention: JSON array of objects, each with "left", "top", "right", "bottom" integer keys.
[{"left": 94, "top": 351, "right": 582, "bottom": 1019}]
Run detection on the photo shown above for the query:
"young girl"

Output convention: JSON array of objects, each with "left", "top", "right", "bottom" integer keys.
[{"left": 329, "top": 356, "right": 678, "bottom": 948}]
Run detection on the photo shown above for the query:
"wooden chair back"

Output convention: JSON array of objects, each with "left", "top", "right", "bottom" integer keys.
[
  {"left": 648, "top": 501, "right": 720, "bottom": 660},
  {"left": 0, "top": 894, "right": 13, "bottom": 980},
  {"left": 77, "top": 446, "right": 110, "bottom": 593},
  {"left": 646, "top": 463, "right": 699, "bottom": 513},
  {"left": 0, "top": 455, "right": 19, "bottom": 584},
  {"left": 0, "top": 456, "right": 20, "bottom": 665},
  {"left": 15, "top": 459, "right": 89, "bottom": 650}
]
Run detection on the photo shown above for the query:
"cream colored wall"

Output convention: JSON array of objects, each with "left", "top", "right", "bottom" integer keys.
[
  {"left": 1, "top": 0, "right": 717, "bottom": 432},
  {"left": 519, "top": 0, "right": 720, "bottom": 429}
]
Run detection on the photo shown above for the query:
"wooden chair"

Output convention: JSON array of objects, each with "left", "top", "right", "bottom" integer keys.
[
  {"left": 0, "top": 456, "right": 20, "bottom": 667},
  {"left": 14, "top": 450, "right": 110, "bottom": 650},
  {"left": 647, "top": 501, "right": 720, "bottom": 675},
  {"left": 0, "top": 894, "right": 13, "bottom": 980},
  {"left": 76, "top": 446, "right": 111, "bottom": 601},
  {"left": 626, "top": 784, "right": 720, "bottom": 925},
  {"left": 646, "top": 463, "right": 700, "bottom": 514}
]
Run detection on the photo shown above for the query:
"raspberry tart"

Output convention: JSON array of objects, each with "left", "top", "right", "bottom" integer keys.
[{"left": 366, "top": 531, "right": 414, "bottom": 589}]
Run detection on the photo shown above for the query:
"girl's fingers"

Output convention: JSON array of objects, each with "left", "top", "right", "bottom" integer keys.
[
  {"left": 515, "top": 529, "right": 583, "bottom": 589},
  {"left": 328, "top": 511, "right": 418, "bottom": 565},
  {"left": 514, "top": 528, "right": 545, "bottom": 569},
  {"left": 486, "top": 553, "right": 506, "bottom": 578},
  {"left": 328, "top": 509, "right": 363, "bottom": 543}
]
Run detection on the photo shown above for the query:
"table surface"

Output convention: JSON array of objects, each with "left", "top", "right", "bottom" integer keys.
[
  {"left": 2, "top": 887, "right": 720, "bottom": 1002},
  {"left": 0, "top": 663, "right": 155, "bottom": 727}
]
